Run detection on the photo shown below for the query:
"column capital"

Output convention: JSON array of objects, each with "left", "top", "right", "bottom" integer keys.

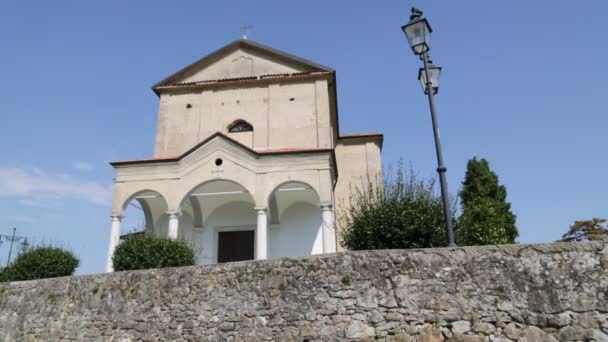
[
  {"left": 166, "top": 210, "right": 181, "bottom": 218},
  {"left": 320, "top": 203, "right": 333, "bottom": 211},
  {"left": 111, "top": 213, "right": 124, "bottom": 221},
  {"left": 254, "top": 207, "right": 268, "bottom": 214}
]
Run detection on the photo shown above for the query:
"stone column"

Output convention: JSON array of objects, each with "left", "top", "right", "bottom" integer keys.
[
  {"left": 105, "top": 213, "right": 123, "bottom": 273},
  {"left": 321, "top": 204, "right": 336, "bottom": 253},
  {"left": 167, "top": 211, "right": 180, "bottom": 240},
  {"left": 255, "top": 208, "right": 268, "bottom": 260}
]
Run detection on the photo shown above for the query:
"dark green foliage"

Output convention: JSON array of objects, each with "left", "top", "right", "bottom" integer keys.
[
  {"left": 340, "top": 162, "right": 455, "bottom": 250},
  {"left": 1, "top": 246, "right": 79, "bottom": 282},
  {"left": 457, "top": 157, "right": 518, "bottom": 245},
  {"left": 560, "top": 218, "right": 608, "bottom": 242},
  {"left": 341, "top": 272, "right": 353, "bottom": 285},
  {"left": 112, "top": 234, "right": 196, "bottom": 271}
]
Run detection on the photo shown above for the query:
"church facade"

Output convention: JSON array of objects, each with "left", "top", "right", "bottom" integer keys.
[{"left": 107, "top": 39, "right": 383, "bottom": 272}]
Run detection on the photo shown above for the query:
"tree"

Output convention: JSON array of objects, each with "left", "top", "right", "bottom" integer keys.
[
  {"left": 340, "top": 162, "right": 456, "bottom": 250},
  {"left": 457, "top": 157, "right": 518, "bottom": 245},
  {"left": 1, "top": 246, "right": 79, "bottom": 282},
  {"left": 559, "top": 218, "right": 608, "bottom": 242},
  {"left": 112, "top": 234, "right": 196, "bottom": 271}
]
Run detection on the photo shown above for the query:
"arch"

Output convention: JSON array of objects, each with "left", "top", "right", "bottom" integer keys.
[
  {"left": 179, "top": 180, "right": 257, "bottom": 265},
  {"left": 267, "top": 181, "right": 324, "bottom": 257},
  {"left": 227, "top": 119, "right": 253, "bottom": 133},
  {"left": 263, "top": 175, "right": 325, "bottom": 208},
  {"left": 119, "top": 189, "right": 169, "bottom": 234},
  {"left": 120, "top": 189, "right": 169, "bottom": 215},
  {"left": 267, "top": 180, "right": 321, "bottom": 205},
  {"left": 267, "top": 180, "right": 321, "bottom": 224},
  {"left": 177, "top": 178, "right": 256, "bottom": 211}
]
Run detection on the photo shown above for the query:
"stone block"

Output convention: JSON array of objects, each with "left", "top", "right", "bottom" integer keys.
[{"left": 452, "top": 321, "right": 471, "bottom": 335}]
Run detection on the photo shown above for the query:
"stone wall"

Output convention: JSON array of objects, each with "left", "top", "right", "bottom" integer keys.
[{"left": 0, "top": 242, "right": 607, "bottom": 341}]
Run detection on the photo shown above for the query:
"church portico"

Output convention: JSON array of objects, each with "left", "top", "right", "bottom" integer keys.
[
  {"left": 108, "top": 132, "right": 337, "bottom": 271},
  {"left": 107, "top": 39, "right": 383, "bottom": 272}
]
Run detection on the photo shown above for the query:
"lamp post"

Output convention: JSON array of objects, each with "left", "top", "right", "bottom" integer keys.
[{"left": 402, "top": 8, "right": 456, "bottom": 247}]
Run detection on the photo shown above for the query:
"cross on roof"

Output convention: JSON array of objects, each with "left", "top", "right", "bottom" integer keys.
[{"left": 240, "top": 25, "right": 254, "bottom": 40}]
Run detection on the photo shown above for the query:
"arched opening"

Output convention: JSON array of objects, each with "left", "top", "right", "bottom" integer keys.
[
  {"left": 227, "top": 119, "right": 253, "bottom": 133},
  {"left": 120, "top": 190, "right": 168, "bottom": 239},
  {"left": 179, "top": 179, "right": 256, "bottom": 264},
  {"left": 227, "top": 119, "right": 254, "bottom": 148},
  {"left": 268, "top": 181, "right": 323, "bottom": 258}
]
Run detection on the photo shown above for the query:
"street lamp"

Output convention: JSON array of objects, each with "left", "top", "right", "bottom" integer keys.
[
  {"left": 418, "top": 63, "right": 441, "bottom": 95},
  {"left": 402, "top": 7, "right": 456, "bottom": 247}
]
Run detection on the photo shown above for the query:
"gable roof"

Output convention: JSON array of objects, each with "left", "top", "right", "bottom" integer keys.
[{"left": 152, "top": 39, "right": 334, "bottom": 93}]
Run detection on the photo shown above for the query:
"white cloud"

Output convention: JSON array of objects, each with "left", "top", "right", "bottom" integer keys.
[
  {"left": 18, "top": 199, "right": 41, "bottom": 207},
  {"left": 72, "top": 161, "right": 94, "bottom": 172},
  {"left": 3, "top": 215, "right": 38, "bottom": 223},
  {"left": 0, "top": 167, "right": 112, "bottom": 207}
]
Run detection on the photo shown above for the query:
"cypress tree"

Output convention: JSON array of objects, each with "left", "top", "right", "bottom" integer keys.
[{"left": 457, "top": 157, "right": 518, "bottom": 245}]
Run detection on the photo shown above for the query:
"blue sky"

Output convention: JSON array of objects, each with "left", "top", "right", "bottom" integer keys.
[{"left": 1, "top": 1, "right": 606, "bottom": 275}]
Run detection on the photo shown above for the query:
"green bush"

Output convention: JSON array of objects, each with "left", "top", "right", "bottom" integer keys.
[
  {"left": 112, "top": 234, "right": 196, "bottom": 271},
  {"left": 1, "top": 246, "right": 79, "bottom": 282},
  {"left": 340, "top": 162, "right": 456, "bottom": 250}
]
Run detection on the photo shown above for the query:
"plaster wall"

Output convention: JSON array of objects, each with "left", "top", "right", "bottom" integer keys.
[
  {"left": 271, "top": 202, "right": 323, "bottom": 258},
  {"left": 334, "top": 138, "right": 383, "bottom": 250},
  {"left": 153, "top": 80, "right": 334, "bottom": 158},
  {"left": 180, "top": 49, "right": 305, "bottom": 82}
]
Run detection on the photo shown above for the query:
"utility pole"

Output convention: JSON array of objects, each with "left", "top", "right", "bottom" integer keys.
[
  {"left": 2, "top": 227, "right": 27, "bottom": 267},
  {"left": 6, "top": 227, "right": 16, "bottom": 267}
]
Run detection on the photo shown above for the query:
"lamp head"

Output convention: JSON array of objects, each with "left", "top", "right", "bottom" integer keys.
[{"left": 401, "top": 7, "right": 432, "bottom": 55}]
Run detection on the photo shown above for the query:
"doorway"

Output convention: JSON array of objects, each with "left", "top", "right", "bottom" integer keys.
[{"left": 217, "top": 230, "right": 254, "bottom": 263}]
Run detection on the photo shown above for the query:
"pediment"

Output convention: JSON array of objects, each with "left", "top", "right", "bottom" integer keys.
[
  {"left": 111, "top": 132, "right": 333, "bottom": 169},
  {"left": 153, "top": 39, "right": 333, "bottom": 90}
]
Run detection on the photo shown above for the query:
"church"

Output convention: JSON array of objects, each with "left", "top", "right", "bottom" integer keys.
[{"left": 106, "top": 39, "right": 383, "bottom": 272}]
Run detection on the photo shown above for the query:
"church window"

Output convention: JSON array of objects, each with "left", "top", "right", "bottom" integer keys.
[{"left": 228, "top": 120, "right": 253, "bottom": 133}]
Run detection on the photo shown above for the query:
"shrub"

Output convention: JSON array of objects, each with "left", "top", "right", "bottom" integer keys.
[
  {"left": 1, "top": 246, "right": 79, "bottom": 282},
  {"left": 112, "top": 234, "right": 196, "bottom": 271},
  {"left": 340, "top": 162, "right": 456, "bottom": 250}
]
